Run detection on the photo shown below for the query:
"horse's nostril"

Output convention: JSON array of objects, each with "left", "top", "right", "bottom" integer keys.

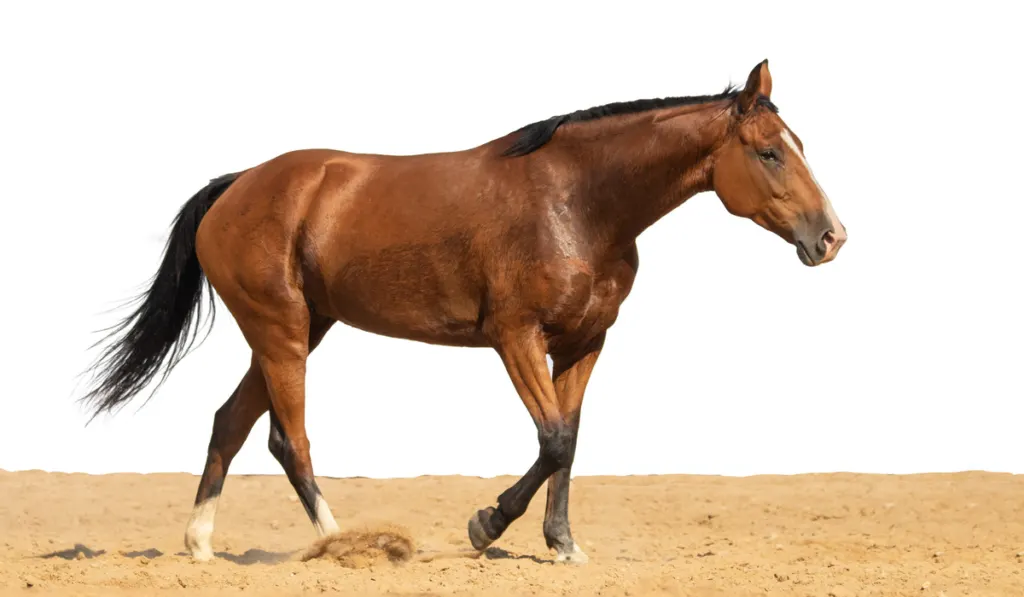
[{"left": 821, "top": 230, "right": 836, "bottom": 252}]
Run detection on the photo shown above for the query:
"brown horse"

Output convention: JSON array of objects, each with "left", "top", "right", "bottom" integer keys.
[{"left": 81, "top": 60, "right": 845, "bottom": 563}]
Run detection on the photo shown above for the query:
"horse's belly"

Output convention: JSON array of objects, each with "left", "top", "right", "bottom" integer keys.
[
  {"left": 333, "top": 296, "right": 486, "bottom": 347},
  {"left": 322, "top": 256, "right": 488, "bottom": 347}
]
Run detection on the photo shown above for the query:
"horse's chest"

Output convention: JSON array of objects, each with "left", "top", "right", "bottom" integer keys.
[{"left": 542, "top": 257, "right": 637, "bottom": 346}]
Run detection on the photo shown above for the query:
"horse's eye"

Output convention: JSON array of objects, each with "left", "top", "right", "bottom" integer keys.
[{"left": 758, "top": 149, "right": 779, "bottom": 162}]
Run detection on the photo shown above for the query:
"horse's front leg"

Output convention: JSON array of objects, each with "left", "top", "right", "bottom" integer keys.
[
  {"left": 542, "top": 331, "right": 605, "bottom": 564},
  {"left": 468, "top": 323, "right": 576, "bottom": 558}
]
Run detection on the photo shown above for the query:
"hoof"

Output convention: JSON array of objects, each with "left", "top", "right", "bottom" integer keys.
[
  {"left": 555, "top": 543, "right": 589, "bottom": 565},
  {"left": 184, "top": 531, "right": 214, "bottom": 562},
  {"left": 468, "top": 507, "right": 498, "bottom": 551}
]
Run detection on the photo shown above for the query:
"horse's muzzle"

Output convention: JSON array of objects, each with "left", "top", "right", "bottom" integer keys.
[{"left": 797, "top": 225, "right": 847, "bottom": 266}]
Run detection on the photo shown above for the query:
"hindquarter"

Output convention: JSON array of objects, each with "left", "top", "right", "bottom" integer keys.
[{"left": 195, "top": 151, "right": 338, "bottom": 343}]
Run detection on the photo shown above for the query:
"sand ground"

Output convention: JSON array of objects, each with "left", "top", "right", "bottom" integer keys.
[{"left": 2, "top": 470, "right": 1022, "bottom": 596}]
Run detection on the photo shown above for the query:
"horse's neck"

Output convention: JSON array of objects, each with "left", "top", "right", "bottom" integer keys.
[{"left": 563, "top": 103, "right": 732, "bottom": 247}]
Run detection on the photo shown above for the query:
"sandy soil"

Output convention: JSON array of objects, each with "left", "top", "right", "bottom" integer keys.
[{"left": 2, "top": 470, "right": 1023, "bottom": 596}]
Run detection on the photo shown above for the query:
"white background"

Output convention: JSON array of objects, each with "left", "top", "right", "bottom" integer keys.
[{"left": 1, "top": 2, "right": 1020, "bottom": 479}]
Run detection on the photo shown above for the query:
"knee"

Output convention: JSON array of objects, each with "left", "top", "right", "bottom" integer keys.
[{"left": 539, "top": 424, "right": 576, "bottom": 470}]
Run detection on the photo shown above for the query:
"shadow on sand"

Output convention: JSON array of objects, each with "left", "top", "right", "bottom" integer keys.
[
  {"left": 482, "top": 547, "right": 553, "bottom": 565},
  {"left": 39, "top": 544, "right": 108, "bottom": 560},
  {"left": 40, "top": 543, "right": 551, "bottom": 567},
  {"left": 40, "top": 544, "right": 166, "bottom": 560},
  {"left": 38, "top": 543, "right": 293, "bottom": 566},
  {"left": 213, "top": 549, "right": 297, "bottom": 565}
]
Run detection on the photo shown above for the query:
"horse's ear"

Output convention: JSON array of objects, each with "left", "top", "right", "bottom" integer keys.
[{"left": 737, "top": 59, "right": 772, "bottom": 113}]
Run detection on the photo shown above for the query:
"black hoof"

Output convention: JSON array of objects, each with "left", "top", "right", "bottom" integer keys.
[{"left": 468, "top": 507, "right": 500, "bottom": 551}]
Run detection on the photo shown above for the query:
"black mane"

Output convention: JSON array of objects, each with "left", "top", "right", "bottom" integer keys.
[{"left": 502, "top": 84, "right": 778, "bottom": 157}]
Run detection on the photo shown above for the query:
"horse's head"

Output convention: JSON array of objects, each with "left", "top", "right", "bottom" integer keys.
[{"left": 712, "top": 60, "right": 847, "bottom": 266}]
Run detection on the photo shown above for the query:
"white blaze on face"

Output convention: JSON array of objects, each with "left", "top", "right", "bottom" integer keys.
[{"left": 781, "top": 129, "right": 845, "bottom": 237}]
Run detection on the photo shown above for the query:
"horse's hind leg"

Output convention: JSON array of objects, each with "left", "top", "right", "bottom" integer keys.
[
  {"left": 265, "top": 314, "right": 339, "bottom": 536},
  {"left": 185, "top": 360, "right": 269, "bottom": 560},
  {"left": 191, "top": 162, "right": 339, "bottom": 549},
  {"left": 257, "top": 336, "right": 340, "bottom": 538},
  {"left": 184, "top": 312, "right": 336, "bottom": 560}
]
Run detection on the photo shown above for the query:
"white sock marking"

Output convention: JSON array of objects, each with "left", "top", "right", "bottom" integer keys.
[
  {"left": 185, "top": 498, "right": 219, "bottom": 559},
  {"left": 312, "top": 494, "right": 340, "bottom": 536}
]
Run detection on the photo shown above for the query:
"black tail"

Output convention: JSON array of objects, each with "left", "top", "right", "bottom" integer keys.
[{"left": 80, "top": 172, "right": 239, "bottom": 420}]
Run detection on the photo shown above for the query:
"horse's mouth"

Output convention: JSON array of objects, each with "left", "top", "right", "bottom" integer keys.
[{"left": 796, "top": 241, "right": 815, "bottom": 267}]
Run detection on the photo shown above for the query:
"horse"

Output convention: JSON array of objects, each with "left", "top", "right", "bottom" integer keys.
[{"left": 81, "top": 60, "right": 846, "bottom": 563}]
